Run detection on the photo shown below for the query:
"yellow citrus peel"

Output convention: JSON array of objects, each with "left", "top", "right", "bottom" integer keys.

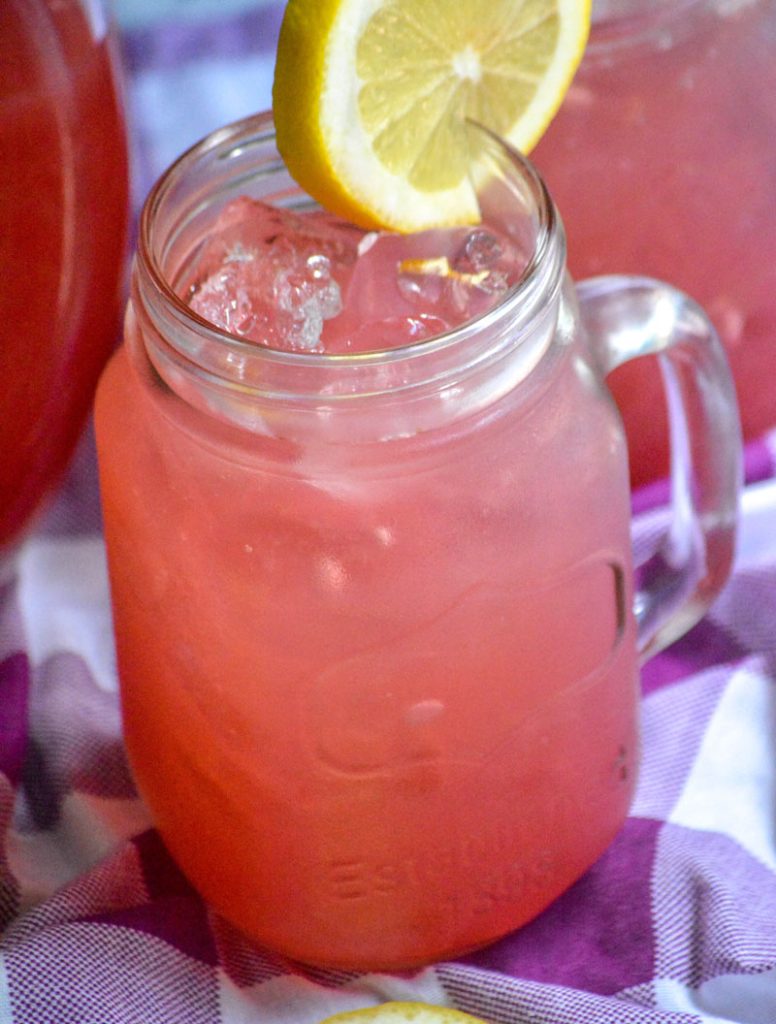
[
  {"left": 273, "top": 0, "right": 591, "bottom": 231},
  {"left": 318, "top": 1003, "right": 491, "bottom": 1024}
]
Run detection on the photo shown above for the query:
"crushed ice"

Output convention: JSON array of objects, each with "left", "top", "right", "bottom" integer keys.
[
  {"left": 274, "top": 255, "right": 343, "bottom": 351},
  {"left": 184, "top": 199, "right": 525, "bottom": 354}
]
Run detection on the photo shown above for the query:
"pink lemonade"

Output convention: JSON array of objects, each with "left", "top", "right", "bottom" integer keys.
[
  {"left": 0, "top": 0, "right": 129, "bottom": 553},
  {"left": 531, "top": 0, "right": 776, "bottom": 487},
  {"left": 96, "top": 122, "right": 641, "bottom": 969}
]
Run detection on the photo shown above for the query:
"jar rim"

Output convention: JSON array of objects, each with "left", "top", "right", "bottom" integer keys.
[{"left": 136, "top": 109, "right": 564, "bottom": 377}]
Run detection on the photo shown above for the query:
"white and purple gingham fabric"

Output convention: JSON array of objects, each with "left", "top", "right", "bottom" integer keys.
[{"left": 3, "top": 5, "right": 776, "bottom": 1021}]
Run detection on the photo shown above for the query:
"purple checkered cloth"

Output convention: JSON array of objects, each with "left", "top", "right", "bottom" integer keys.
[{"left": 3, "top": 6, "right": 776, "bottom": 1021}]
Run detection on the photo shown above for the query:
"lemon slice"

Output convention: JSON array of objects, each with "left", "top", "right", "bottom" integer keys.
[
  {"left": 319, "top": 1004, "right": 489, "bottom": 1024},
  {"left": 273, "top": 0, "right": 590, "bottom": 231}
]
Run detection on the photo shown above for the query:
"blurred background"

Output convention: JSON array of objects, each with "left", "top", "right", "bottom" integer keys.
[
  {"left": 113, "top": 0, "right": 284, "bottom": 212},
  {"left": 115, "top": 0, "right": 267, "bottom": 27}
]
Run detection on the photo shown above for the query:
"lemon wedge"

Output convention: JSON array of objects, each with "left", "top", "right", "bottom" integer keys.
[
  {"left": 273, "top": 0, "right": 590, "bottom": 231},
  {"left": 319, "top": 1004, "right": 489, "bottom": 1024}
]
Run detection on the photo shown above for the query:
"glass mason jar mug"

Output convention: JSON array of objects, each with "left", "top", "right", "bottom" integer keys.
[{"left": 95, "top": 113, "right": 741, "bottom": 970}]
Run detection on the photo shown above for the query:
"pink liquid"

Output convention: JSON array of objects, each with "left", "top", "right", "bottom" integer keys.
[
  {"left": 96, "top": 190, "right": 640, "bottom": 968},
  {"left": 0, "top": 0, "right": 129, "bottom": 552},
  {"left": 532, "top": 0, "right": 776, "bottom": 486}
]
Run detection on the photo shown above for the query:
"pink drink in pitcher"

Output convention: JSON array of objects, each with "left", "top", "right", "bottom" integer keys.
[
  {"left": 531, "top": 0, "right": 776, "bottom": 486},
  {"left": 0, "top": 0, "right": 129, "bottom": 554},
  {"left": 95, "top": 115, "right": 739, "bottom": 969}
]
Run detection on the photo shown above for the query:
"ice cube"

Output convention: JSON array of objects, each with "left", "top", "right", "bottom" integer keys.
[
  {"left": 274, "top": 256, "right": 344, "bottom": 351},
  {"left": 452, "top": 228, "right": 503, "bottom": 273},
  {"left": 394, "top": 226, "right": 515, "bottom": 320},
  {"left": 185, "top": 198, "right": 362, "bottom": 352}
]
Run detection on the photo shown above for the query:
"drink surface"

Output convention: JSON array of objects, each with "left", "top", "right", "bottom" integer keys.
[
  {"left": 96, "top": 185, "right": 640, "bottom": 967},
  {"left": 532, "top": 0, "right": 776, "bottom": 485},
  {"left": 0, "top": 0, "right": 129, "bottom": 552},
  {"left": 183, "top": 197, "right": 530, "bottom": 353}
]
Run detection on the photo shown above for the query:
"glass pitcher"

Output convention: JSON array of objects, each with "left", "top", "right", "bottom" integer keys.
[
  {"left": 0, "top": 0, "right": 129, "bottom": 566},
  {"left": 532, "top": 0, "right": 776, "bottom": 486},
  {"left": 94, "top": 111, "right": 741, "bottom": 971}
]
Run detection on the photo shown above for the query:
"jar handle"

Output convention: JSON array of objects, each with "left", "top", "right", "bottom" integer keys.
[{"left": 576, "top": 275, "right": 742, "bottom": 661}]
